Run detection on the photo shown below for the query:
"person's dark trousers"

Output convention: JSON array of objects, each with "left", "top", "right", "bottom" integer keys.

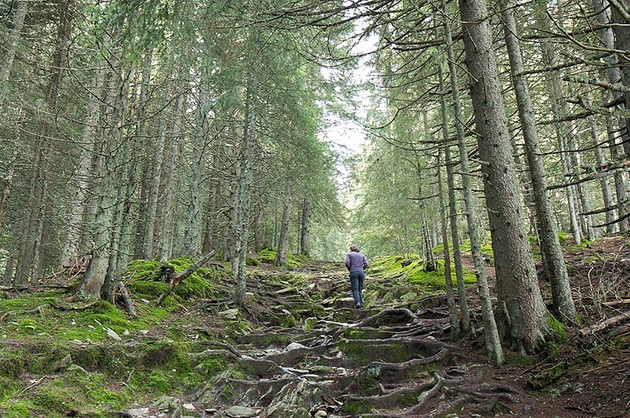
[{"left": 349, "top": 270, "right": 365, "bottom": 308}]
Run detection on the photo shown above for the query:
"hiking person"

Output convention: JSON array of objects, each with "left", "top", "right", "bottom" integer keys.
[{"left": 344, "top": 245, "right": 368, "bottom": 310}]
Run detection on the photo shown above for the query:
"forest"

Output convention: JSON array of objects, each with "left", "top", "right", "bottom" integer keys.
[{"left": 0, "top": 0, "right": 629, "bottom": 417}]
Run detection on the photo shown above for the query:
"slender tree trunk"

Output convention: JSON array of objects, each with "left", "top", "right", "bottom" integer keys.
[
  {"left": 500, "top": 0, "right": 578, "bottom": 324},
  {"left": 16, "top": 0, "right": 75, "bottom": 282},
  {"left": 300, "top": 197, "right": 311, "bottom": 257},
  {"left": 441, "top": 0, "right": 503, "bottom": 364},
  {"left": 609, "top": 0, "right": 630, "bottom": 159},
  {"left": 585, "top": 94, "right": 617, "bottom": 234},
  {"left": 0, "top": 0, "right": 27, "bottom": 109},
  {"left": 437, "top": 149, "right": 460, "bottom": 338},
  {"left": 103, "top": 66, "right": 137, "bottom": 301},
  {"left": 591, "top": 0, "right": 630, "bottom": 232},
  {"left": 77, "top": 41, "right": 127, "bottom": 299},
  {"left": 275, "top": 180, "right": 292, "bottom": 267},
  {"left": 60, "top": 66, "right": 104, "bottom": 266},
  {"left": 437, "top": 61, "right": 469, "bottom": 333},
  {"left": 458, "top": 0, "right": 551, "bottom": 353},
  {"left": 534, "top": 7, "right": 583, "bottom": 244},
  {"left": 233, "top": 55, "right": 258, "bottom": 305},
  {"left": 157, "top": 142, "right": 177, "bottom": 261},
  {"left": 183, "top": 77, "right": 209, "bottom": 258},
  {"left": 253, "top": 201, "right": 266, "bottom": 253},
  {"left": 0, "top": 116, "right": 19, "bottom": 232},
  {"left": 144, "top": 88, "right": 169, "bottom": 259}
]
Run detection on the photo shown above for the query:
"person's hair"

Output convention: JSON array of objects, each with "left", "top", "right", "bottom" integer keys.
[{"left": 350, "top": 245, "right": 359, "bottom": 252}]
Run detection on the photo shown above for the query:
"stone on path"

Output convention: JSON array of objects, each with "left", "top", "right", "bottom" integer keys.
[{"left": 224, "top": 405, "right": 259, "bottom": 417}]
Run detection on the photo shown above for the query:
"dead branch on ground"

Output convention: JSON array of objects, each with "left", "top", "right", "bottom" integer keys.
[{"left": 156, "top": 249, "right": 216, "bottom": 305}]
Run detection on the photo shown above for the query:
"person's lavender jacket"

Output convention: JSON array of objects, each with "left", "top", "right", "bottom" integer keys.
[{"left": 345, "top": 251, "right": 368, "bottom": 272}]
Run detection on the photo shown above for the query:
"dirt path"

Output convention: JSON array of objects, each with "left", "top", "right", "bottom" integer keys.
[{"left": 123, "top": 243, "right": 630, "bottom": 418}]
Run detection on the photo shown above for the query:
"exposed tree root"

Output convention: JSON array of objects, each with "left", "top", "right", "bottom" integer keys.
[
  {"left": 353, "top": 308, "right": 422, "bottom": 328},
  {"left": 365, "top": 347, "right": 451, "bottom": 371}
]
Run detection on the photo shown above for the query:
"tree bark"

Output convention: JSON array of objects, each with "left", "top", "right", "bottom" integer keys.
[
  {"left": 458, "top": 0, "right": 551, "bottom": 353},
  {"left": 60, "top": 64, "right": 104, "bottom": 267},
  {"left": 441, "top": 0, "right": 503, "bottom": 364},
  {"left": 183, "top": 73, "right": 209, "bottom": 258},
  {"left": 76, "top": 37, "right": 127, "bottom": 299},
  {"left": 16, "top": 0, "right": 75, "bottom": 283},
  {"left": 157, "top": 86, "right": 184, "bottom": 261},
  {"left": 233, "top": 47, "right": 259, "bottom": 305},
  {"left": 300, "top": 197, "right": 311, "bottom": 257},
  {"left": 275, "top": 180, "right": 292, "bottom": 267},
  {"left": 500, "top": 0, "right": 578, "bottom": 324},
  {"left": 591, "top": 0, "right": 630, "bottom": 233},
  {"left": 437, "top": 148, "right": 460, "bottom": 339},
  {"left": 437, "top": 60, "right": 470, "bottom": 334},
  {"left": 609, "top": 0, "right": 630, "bottom": 160},
  {"left": 0, "top": 0, "right": 27, "bottom": 109}
]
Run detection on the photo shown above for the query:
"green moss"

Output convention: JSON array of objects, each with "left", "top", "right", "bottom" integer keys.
[
  {"left": 257, "top": 248, "right": 302, "bottom": 268},
  {"left": 128, "top": 280, "right": 168, "bottom": 298},
  {"left": 341, "top": 400, "right": 375, "bottom": 414},
  {"left": 127, "top": 259, "right": 162, "bottom": 281},
  {"left": 0, "top": 376, "right": 16, "bottom": 399},
  {"left": 1, "top": 399, "right": 32, "bottom": 418},
  {"left": 547, "top": 314, "right": 566, "bottom": 339},
  {"left": 528, "top": 361, "right": 568, "bottom": 390},
  {"left": 196, "top": 356, "right": 229, "bottom": 378},
  {"left": 147, "top": 369, "right": 173, "bottom": 393}
]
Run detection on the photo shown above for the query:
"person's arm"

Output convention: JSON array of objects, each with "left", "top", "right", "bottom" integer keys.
[
  {"left": 345, "top": 254, "right": 351, "bottom": 271},
  {"left": 362, "top": 255, "right": 368, "bottom": 270}
]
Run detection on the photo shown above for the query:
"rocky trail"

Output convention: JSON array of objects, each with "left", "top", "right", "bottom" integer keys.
[
  {"left": 123, "top": 257, "right": 625, "bottom": 418},
  {"left": 1, "top": 239, "right": 629, "bottom": 418}
]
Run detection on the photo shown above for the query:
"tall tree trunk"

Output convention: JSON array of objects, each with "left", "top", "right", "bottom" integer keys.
[
  {"left": 300, "top": 197, "right": 311, "bottom": 257},
  {"left": 0, "top": 0, "right": 27, "bottom": 109},
  {"left": 131, "top": 57, "right": 154, "bottom": 259},
  {"left": 535, "top": 6, "right": 583, "bottom": 244},
  {"left": 442, "top": 0, "right": 503, "bottom": 364},
  {"left": 103, "top": 66, "right": 137, "bottom": 301},
  {"left": 609, "top": 0, "right": 630, "bottom": 159},
  {"left": 458, "top": 0, "right": 551, "bottom": 353},
  {"left": 500, "top": 0, "right": 578, "bottom": 324},
  {"left": 16, "top": 0, "right": 75, "bottom": 283},
  {"left": 0, "top": 119, "right": 19, "bottom": 233},
  {"left": 275, "top": 180, "right": 292, "bottom": 267},
  {"left": 157, "top": 86, "right": 184, "bottom": 261},
  {"left": 437, "top": 59, "right": 470, "bottom": 334},
  {"left": 183, "top": 76, "right": 209, "bottom": 258},
  {"left": 203, "top": 152, "right": 224, "bottom": 255},
  {"left": 144, "top": 87, "right": 169, "bottom": 259},
  {"left": 591, "top": 0, "right": 630, "bottom": 232},
  {"left": 60, "top": 65, "right": 104, "bottom": 266},
  {"left": 437, "top": 148, "right": 461, "bottom": 338},
  {"left": 233, "top": 58, "right": 258, "bottom": 305},
  {"left": 77, "top": 40, "right": 127, "bottom": 299}
]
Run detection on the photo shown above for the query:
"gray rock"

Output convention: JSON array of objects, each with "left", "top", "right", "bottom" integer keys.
[
  {"left": 127, "top": 407, "right": 149, "bottom": 416},
  {"left": 224, "top": 405, "right": 259, "bottom": 417},
  {"left": 51, "top": 354, "right": 73, "bottom": 371},
  {"left": 153, "top": 395, "right": 180, "bottom": 409},
  {"left": 105, "top": 327, "right": 122, "bottom": 341},
  {"left": 219, "top": 308, "right": 240, "bottom": 320},
  {"left": 285, "top": 342, "right": 306, "bottom": 351}
]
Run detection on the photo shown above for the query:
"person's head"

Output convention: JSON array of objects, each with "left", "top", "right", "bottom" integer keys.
[{"left": 349, "top": 245, "right": 359, "bottom": 252}]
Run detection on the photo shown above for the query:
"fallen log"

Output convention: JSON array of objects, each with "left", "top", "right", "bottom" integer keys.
[
  {"left": 579, "top": 309, "right": 630, "bottom": 336},
  {"left": 156, "top": 249, "right": 216, "bottom": 305}
]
